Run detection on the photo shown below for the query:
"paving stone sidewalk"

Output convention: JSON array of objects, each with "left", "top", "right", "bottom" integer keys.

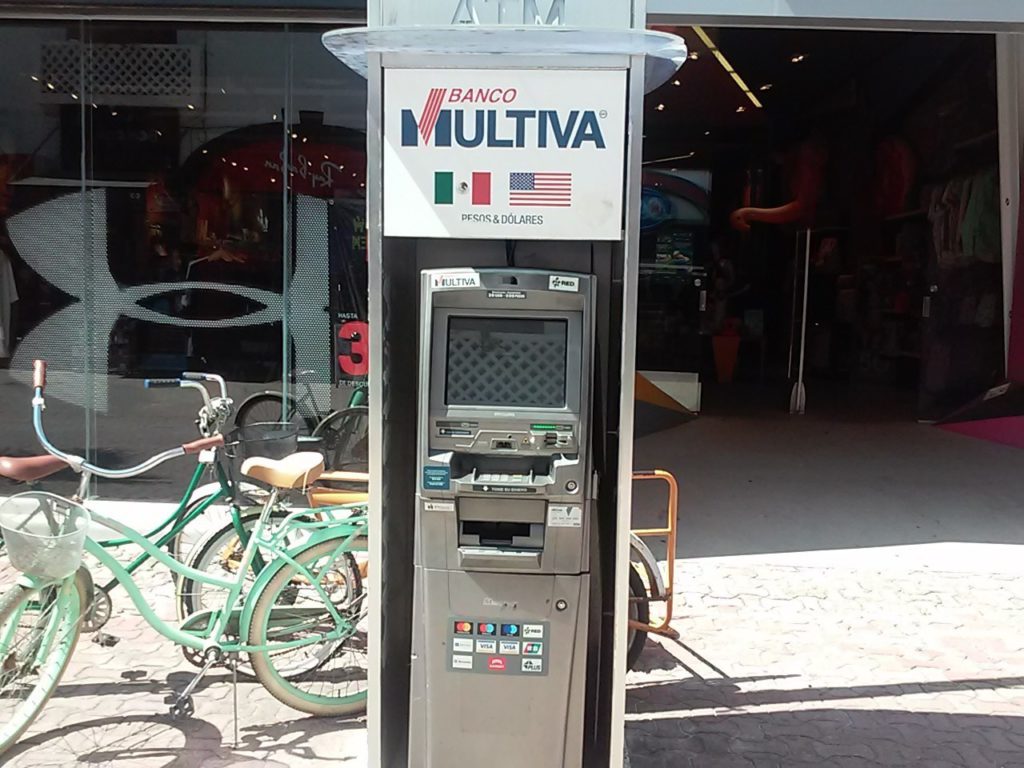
[
  {"left": 7, "top": 540, "right": 1024, "bottom": 767},
  {"left": 625, "top": 560, "right": 1024, "bottom": 768},
  {"left": 1, "top": 551, "right": 368, "bottom": 768}
]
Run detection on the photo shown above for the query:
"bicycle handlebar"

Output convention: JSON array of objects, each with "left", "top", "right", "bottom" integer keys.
[
  {"left": 180, "top": 380, "right": 213, "bottom": 411},
  {"left": 142, "top": 377, "right": 213, "bottom": 412},
  {"left": 181, "top": 371, "right": 227, "bottom": 400},
  {"left": 182, "top": 434, "right": 226, "bottom": 455},
  {"left": 31, "top": 359, "right": 216, "bottom": 480}
]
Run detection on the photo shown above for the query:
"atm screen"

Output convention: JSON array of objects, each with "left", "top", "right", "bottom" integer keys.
[{"left": 445, "top": 317, "right": 568, "bottom": 408}]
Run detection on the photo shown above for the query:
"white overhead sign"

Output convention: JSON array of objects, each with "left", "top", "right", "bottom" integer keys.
[
  {"left": 374, "top": 0, "right": 633, "bottom": 28},
  {"left": 383, "top": 68, "right": 627, "bottom": 240}
]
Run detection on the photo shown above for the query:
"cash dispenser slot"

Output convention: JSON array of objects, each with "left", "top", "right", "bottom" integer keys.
[
  {"left": 457, "top": 497, "right": 545, "bottom": 570},
  {"left": 450, "top": 454, "right": 554, "bottom": 488}
]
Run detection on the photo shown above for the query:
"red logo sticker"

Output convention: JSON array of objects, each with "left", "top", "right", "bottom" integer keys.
[{"left": 487, "top": 657, "right": 506, "bottom": 672}]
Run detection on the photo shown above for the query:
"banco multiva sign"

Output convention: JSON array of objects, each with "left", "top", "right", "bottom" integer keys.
[{"left": 383, "top": 68, "right": 627, "bottom": 240}]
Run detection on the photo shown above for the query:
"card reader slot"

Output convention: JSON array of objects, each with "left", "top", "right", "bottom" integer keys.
[
  {"left": 461, "top": 521, "right": 533, "bottom": 548},
  {"left": 450, "top": 454, "right": 552, "bottom": 484}
]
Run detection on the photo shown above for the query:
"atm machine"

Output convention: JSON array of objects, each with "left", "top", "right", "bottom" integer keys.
[
  {"left": 410, "top": 267, "right": 595, "bottom": 767},
  {"left": 319, "top": 9, "right": 688, "bottom": 768}
]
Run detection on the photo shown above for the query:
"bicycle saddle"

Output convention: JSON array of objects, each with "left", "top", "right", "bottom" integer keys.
[
  {"left": 241, "top": 451, "right": 324, "bottom": 489},
  {"left": 0, "top": 454, "right": 68, "bottom": 483}
]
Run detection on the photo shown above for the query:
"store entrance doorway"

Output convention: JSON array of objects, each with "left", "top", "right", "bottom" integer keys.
[{"left": 626, "top": 24, "right": 1024, "bottom": 768}]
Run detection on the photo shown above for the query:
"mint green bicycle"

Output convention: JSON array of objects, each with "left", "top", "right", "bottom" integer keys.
[{"left": 0, "top": 361, "right": 369, "bottom": 757}]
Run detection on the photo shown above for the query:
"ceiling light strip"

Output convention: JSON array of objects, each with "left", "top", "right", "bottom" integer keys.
[
  {"left": 692, "top": 25, "right": 763, "bottom": 109},
  {"left": 643, "top": 152, "right": 696, "bottom": 165}
]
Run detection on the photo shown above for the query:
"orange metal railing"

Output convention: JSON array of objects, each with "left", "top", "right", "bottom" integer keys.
[{"left": 630, "top": 469, "right": 679, "bottom": 636}]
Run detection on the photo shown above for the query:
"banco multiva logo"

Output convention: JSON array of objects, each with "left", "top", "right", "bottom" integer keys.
[{"left": 401, "top": 87, "right": 607, "bottom": 150}]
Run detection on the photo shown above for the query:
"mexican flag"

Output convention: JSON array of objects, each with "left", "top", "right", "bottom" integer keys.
[{"left": 433, "top": 171, "right": 491, "bottom": 206}]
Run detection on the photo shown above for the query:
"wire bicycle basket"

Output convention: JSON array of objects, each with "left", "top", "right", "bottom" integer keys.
[
  {"left": 0, "top": 492, "right": 90, "bottom": 580},
  {"left": 223, "top": 421, "right": 301, "bottom": 498}
]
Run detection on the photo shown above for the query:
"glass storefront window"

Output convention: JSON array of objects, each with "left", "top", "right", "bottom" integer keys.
[{"left": 0, "top": 20, "right": 368, "bottom": 500}]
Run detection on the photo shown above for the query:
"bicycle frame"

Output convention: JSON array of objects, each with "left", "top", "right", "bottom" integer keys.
[
  {"left": 21, "top": 498, "right": 368, "bottom": 656},
  {"left": 92, "top": 459, "right": 234, "bottom": 594}
]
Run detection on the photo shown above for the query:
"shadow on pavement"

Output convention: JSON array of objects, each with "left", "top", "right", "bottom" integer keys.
[
  {"left": 4, "top": 709, "right": 362, "bottom": 768},
  {"left": 4, "top": 713, "right": 228, "bottom": 768},
  {"left": 625, "top": 707, "right": 1024, "bottom": 768},
  {"left": 627, "top": 672, "right": 1024, "bottom": 715}
]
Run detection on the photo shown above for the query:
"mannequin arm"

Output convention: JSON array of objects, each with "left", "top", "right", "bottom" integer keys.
[{"left": 730, "top": 201, "right": 804, "bottom": 232}]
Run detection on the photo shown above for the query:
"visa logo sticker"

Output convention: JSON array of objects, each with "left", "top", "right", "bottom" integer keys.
[
  {"left": 499, "top": 640, "right": 520, "bottom": 655},
  {"left": 549, "top": 275, "right": 579, "bottom": 292},
  {"left": 432, "top": 272, "right": 480, "bottom": 289}
]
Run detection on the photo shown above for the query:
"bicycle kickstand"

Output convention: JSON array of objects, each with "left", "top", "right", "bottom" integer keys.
[
  {"left": 170, "top": 649, "right": 220, "bottom": 721},
  {"left": 232, "top": 656, "right": 240, "bottom": 747}
]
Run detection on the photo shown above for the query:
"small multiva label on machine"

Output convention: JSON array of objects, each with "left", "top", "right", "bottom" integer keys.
[
  {"left": 449, "top": 619, "right": 549, "bottom": 676},
  {"left": 547, "top": 505, "right": 583, "bottom": 528},
  {"left": 433, "top": 272, "right": 480, "bottom": 289}
]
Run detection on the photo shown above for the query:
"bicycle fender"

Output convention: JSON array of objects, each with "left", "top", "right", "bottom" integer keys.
[
  {"left": 17, "top": 567, "right": 93, "bottom": 600},
  {"left": 76, "top": 566, "right": 95, "bottom": 608},
  {"left": 238, "top": 527, "right": 364, "bottom": 641},
  {"left": 630, "top": 533, "right": 667, "bottom": 602},
  {"left": 239, "top": 390, "right": 286, "bottom": 404}
]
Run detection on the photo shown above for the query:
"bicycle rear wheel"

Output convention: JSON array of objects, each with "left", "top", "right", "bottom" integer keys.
[
  {"left": 0, "top": 572, "right": 88, "bottom": 756},
  {"left": 235, "top": 393, "right": 312, "bottom": 433},
  {"left": 247, "top": 535, "right": 367, "bottom": 716},
  {"left": 626, "top": 564, "right": 650, "bottom": 671},
  {"left": 311, "top": 407, "right": 368, "bottom": 472}
]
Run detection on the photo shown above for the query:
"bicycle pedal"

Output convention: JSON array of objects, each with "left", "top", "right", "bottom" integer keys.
[
  {"left": 169, "top": 695, "right": 195, "bottom": 721},
  {"left": 92, "top": 632, "right": 120, "bottom": 648}
]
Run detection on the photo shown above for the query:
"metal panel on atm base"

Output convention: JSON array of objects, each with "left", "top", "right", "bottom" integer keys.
[{"left": 409, "top": 569, "right": 589, "bottom": 768}]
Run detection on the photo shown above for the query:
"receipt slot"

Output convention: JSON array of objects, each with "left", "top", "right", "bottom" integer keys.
[{"left": 410, "top": 268, "right": 595, "bottom": 766}]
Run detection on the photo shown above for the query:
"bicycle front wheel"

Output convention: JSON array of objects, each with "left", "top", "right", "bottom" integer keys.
[
  {"left": 247, "top": 536, "right": 367, "bottom": 716},
  {"left": 0, "top": 573, "right": 88, "bottom": 756}
]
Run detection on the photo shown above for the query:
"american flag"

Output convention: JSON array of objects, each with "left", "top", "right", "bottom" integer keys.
[{"left": 509, "top": 172, "right": 573, "bottom": 207}]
